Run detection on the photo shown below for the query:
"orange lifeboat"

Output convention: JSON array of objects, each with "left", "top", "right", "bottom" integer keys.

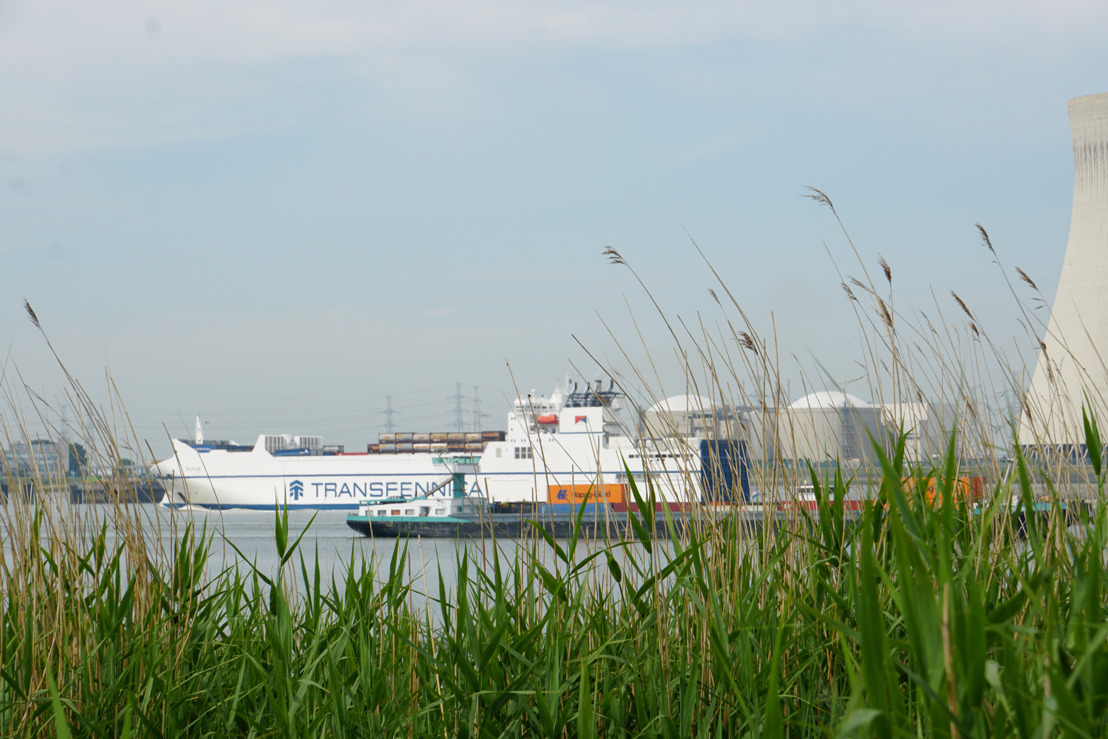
[{"left": 536, "top": 414, "right": 558, "bottom": 425}]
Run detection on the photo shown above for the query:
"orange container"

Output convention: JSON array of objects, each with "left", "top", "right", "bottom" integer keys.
[
  {"left": 902, "top": 475, "right": 984, "bottom": 507},
  {"left": 546, "top": 483, "right": 626, "bottom": 504}
]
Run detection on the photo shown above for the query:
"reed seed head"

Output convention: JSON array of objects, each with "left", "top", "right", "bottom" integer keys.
[
  {"left": 602, "top": 245, "right": 626, "bottom": 266},
  {"left": 1016, "top": 266, "right": 1039, "bottom": 291},
  {"left": 879, "top": 254, "right": 891, "bottom": 284},
  {"left": 802, "top": 186, "right": 835, "bottom": 212},
  {"left": 24, "top": 299, "right": 40, "bottom": 329},
  {"left": 976, "top": 222, "right": 995, "bottom": 255},
  {"left": 878, "top": 298, "right": 893, "bottom": 329},
  {"left": 951, "top": 291, "right": 975, "bottom": 321}
]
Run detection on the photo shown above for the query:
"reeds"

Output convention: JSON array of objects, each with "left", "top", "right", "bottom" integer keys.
[
  {"left": 2, "top": 431, "right": 1107, "bottom": 734},
  {"left": 3, "top": 198, "right": 1108, "bottom": 736}
]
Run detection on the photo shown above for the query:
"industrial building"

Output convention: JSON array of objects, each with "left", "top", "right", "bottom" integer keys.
[
  {"left": 1, "top": 440, "right": 72, "bottom": 479},
  {"left": 639, "top": 389, "right": 957, "bottom": 467},
  {"left": 775, "top": 392, "right": 885, "bottom": 465},
  {"left": 640, "top": 394, "right": 729, "bottom": 440}
]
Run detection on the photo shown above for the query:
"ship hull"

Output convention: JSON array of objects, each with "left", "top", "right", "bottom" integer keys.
[
  {"left": 154, "top": 439, "right": 480, "bottom": 510},
  {"left": 346, "top": 507, "right": 777, "bottom": 539}
]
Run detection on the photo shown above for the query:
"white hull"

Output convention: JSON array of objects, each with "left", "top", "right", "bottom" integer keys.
[{"left": 155, "top": 441, "right": 479, "bottom": 510}]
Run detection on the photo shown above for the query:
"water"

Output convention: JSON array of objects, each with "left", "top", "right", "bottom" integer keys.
[
  {"left": 2, "top": 502, "right": 646, "bottom": 610},
  {"left": 144, "top": 504, "right": 539, "bottom": 604}
]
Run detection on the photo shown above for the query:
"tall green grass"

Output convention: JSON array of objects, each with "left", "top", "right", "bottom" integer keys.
[{"left": 1, "top": 426, "right": 1105, "bottom": 736}]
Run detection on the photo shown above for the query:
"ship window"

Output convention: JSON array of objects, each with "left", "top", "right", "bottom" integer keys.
[{"left": 514, "top": 446, "right": 532, "bottom": 460}]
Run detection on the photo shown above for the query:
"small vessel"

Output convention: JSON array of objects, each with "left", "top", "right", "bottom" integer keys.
[
  {"left": 152, "top": 376, "right": 749, "bottom": 511},
  {"left": 343, "top": 472, "right": 686, "bottom": 539},
  {"left": 344, "top": 471, "right": 768, "bottom": 539},
  {"left": 1005, "top": 498, "right": 1089, "bottom": 537}
]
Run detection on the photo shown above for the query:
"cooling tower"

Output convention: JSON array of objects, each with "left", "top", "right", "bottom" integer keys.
[{"left": 1020, "top": 93, "right": 1108, "bottom": 447}]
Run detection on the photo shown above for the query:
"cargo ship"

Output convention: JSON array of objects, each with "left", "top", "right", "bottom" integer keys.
[{"left": 151, "top": 377, "right": 749, "bottom": 511}]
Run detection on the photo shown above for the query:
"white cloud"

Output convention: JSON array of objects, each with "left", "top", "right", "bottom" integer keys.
[
  {"left": 1, "top": 0, "right": 1105, "bottom": 157},
  {"left": 6, "top": 0, "right": 1106, "bottom": 69}
]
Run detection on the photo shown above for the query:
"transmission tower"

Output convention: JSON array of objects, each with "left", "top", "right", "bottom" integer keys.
[
  {"left": 381, "top": 395, "right": 398, "bottom": 433},
  {"left": 451, "top": 383, "right": 467, "bottom": 432},
  {"left": 472, "top": 386, "right": 489, "bottom": 431}
]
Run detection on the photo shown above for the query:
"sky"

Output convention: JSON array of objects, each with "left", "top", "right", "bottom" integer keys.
[{"left": 2, "top": 0, "right": 1107, "bottom": 461}]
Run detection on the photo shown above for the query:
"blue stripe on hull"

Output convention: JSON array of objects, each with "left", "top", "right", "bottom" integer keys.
[{"left": 162, "top": 502, "right": 364, "bottom": 511}]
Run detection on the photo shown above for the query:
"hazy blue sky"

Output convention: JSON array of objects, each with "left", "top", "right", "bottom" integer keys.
[{"left": 2, "top": 0, "right": 1106, "bottom": 459}]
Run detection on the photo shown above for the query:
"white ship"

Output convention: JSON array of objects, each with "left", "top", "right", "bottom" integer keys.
[{"left": 152, "top": 377, "right": 748, "bottom": 510}]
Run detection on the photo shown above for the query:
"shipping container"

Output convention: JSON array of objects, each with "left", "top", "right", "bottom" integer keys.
[
  {"left": 546, "top": 483, "right": 627, "bottom": 505},
  {"left": 378, "top": 443, "right": 397, "bottom": 453},
  {"left": 395, "top": 433, "right": 414, "bottom": 443},
  {"left": 378, "top": 433, "right": 397, "bottom": 443},
  {"left": 901, "top": 474, "right": 985, "bottom": 508},
  {"left": 396, "top": 443, "right": 414, "bottom": 453},
  {"left": 413, "top": 433, "right": 431, "bottom": 442},
  {"left": 482, "top": 430, "right": 507, "bottom": 441},
  {"left": 430, "top": 432, "right": 449, "bottom": 443}
]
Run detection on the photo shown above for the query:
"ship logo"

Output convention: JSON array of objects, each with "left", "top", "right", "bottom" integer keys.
[
  {"left": 555, "top": 488, "right": 568, "bottom": 501},
  {"left": 289, "top": 480, "right": 304, "bottom": 501},
  {"left": 575, "top": 416, "right": 587, "bottom": 424}
]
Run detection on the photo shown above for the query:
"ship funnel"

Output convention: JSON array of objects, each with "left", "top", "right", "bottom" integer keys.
[{"left": 194, "top": 415, "right": 204, "bottom": 444}]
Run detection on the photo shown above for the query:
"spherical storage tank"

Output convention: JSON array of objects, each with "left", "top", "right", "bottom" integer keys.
[
  {"left": 641, "top": 394, "right": 720, "bottom": 439},
  {"left": 781, "top": 391, "right": 883, "bottom": 464}
]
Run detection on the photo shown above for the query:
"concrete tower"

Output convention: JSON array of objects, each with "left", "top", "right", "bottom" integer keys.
[{"left": 1020, "top": 93, "right": 1108, "bottom": 446}]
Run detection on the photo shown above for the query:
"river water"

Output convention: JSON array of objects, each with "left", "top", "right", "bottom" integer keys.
[{"left": 2, "top": 502, "right": 661, "bottom": 609}]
